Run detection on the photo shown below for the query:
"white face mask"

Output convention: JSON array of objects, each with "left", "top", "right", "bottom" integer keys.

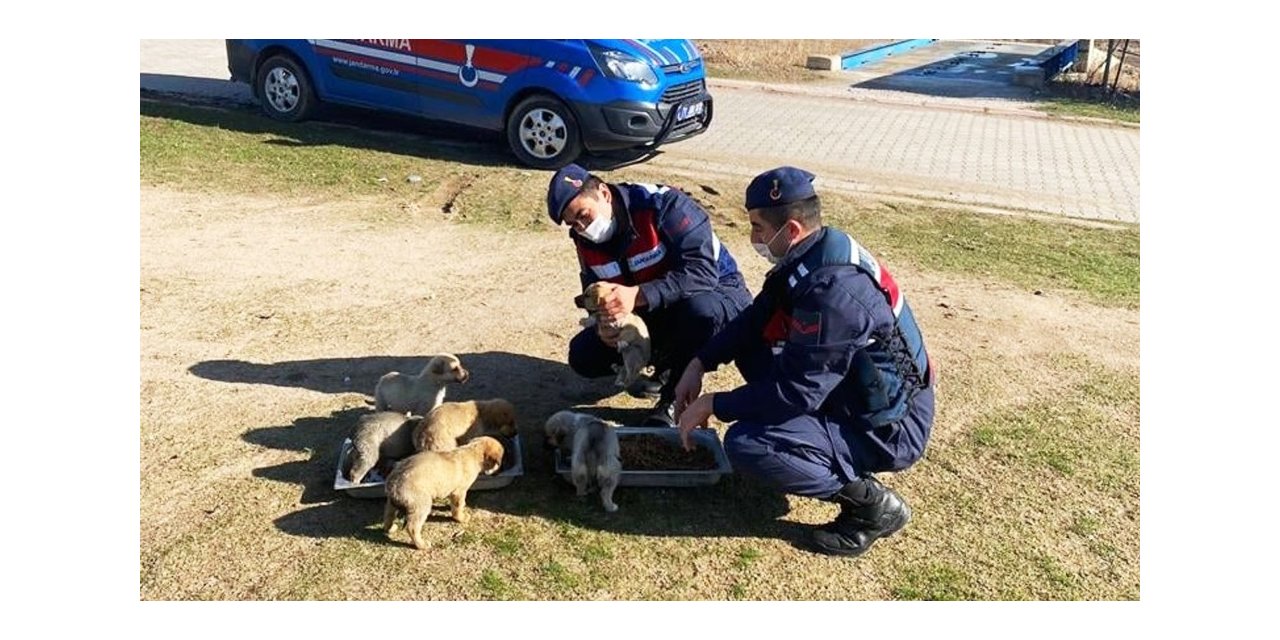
[
  {"left": 578, "top": 212, "right": 617, "bottom": 244},
  {"left": 752, "top": 226, "right": 787, "bottom": 264}
]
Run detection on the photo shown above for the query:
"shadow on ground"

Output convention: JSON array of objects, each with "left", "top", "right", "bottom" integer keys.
[
  {"left": 215, "top": 350, "right": 810, "bottom": 547},
  {"left": 141, "top": 85, "right": 659, "bottom": 172}
]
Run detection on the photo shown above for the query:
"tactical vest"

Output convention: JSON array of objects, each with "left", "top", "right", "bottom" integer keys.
[
  {"left": 576, "top": 207, "right": 670, "bottom": 285},
  {"left": 762, "top": 228, "right": 932, "bottom": 427}
]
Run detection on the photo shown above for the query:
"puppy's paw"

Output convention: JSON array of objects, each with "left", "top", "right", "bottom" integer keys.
[{"left": 603, "top": 502, "right": 619, "bottom": 513}]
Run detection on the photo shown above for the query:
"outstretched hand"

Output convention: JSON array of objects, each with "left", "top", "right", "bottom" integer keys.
[
  {"left": 673, "top": 358, "right": 705, "bottom": 420},
  {"left": 676, "top": 394, "right": 715, "bottom": 451}
]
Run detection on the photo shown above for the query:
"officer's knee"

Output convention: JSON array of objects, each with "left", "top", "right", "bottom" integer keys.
[
  {"left": 724, "top": 422, "right": 769, "bottom": 466},
  {"left": 567, "top": 331, "right": 614, "bottom": 378},
  {"left": 671, "top": 295, "right": 723, "bottom": 339}
]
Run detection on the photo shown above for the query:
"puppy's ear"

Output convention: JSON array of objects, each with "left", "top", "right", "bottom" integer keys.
[
  {"left": 431, "top": 359, "right": 448, "bottom": 375},
  {"left": 573, "top": 294, "right": 588, "bottom": 309}
]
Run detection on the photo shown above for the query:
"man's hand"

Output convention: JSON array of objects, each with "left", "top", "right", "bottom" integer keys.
[
  {"left": 603, "top": 285, "right": 643, "bottom": 321},
  {"left": 673, "top": 358, "right": 705, "bottom": 420},
  {"left": 676, "top": 393, "right": 715, "bottom": 451},
  {"left": 596, "top": 322, "right": 621, "bottom": 348}
]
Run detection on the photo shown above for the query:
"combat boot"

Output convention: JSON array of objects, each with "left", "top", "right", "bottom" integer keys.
[{"left": 809, "top": 476, "right": 911, "bottom": 557}]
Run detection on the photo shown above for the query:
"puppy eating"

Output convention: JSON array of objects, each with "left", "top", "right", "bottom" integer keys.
[
  {"left": 344, "top": 411, "right": 424, "bottom": 484},
  {"left": 382, "top": 436, "right": 506, "bottom": 550},
  {"left": 544, "top": 410, "right": 622, "bottom": 512},
  {"left": 374, "top": 354, "right": 469, "bottom": 415},
  {"left": 578, "top": 282, "right": 652, "bottom": 389},
  {"left": 413, "top": 399, "right": 519, "bottom": 452}
]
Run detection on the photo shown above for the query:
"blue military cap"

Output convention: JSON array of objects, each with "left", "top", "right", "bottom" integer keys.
[
  {"left": 546, "top": 163, "right": 592, "bottom": 224},
  {"left": 744, "top": 166, "right": 817, "bottom": 210}
]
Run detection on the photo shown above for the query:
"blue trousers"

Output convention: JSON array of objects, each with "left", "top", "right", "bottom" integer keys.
[
  {"left": 569, "top": 287, "right": 751, "bottom": 399},
  {"left": 723, "top": 345, "right": 935, "bottom": 499}
]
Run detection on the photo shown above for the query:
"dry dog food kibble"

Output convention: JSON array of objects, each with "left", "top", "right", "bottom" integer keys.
[{"left": 619, "top": 434, "right": 718, "bottom": 471}]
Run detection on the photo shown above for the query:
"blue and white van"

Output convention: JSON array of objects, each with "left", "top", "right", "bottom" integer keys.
[{"left": 226, "top": 39, "right": 713, "bottom": 168}]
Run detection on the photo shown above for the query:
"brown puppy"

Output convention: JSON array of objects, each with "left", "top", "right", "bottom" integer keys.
[
  {"left": 382, "top": 437, "right": 505, "bottom": 550},
  {"left": 579, "top": 282, "right": 652, "bottom": 389},
  {"left": 344, "top": 411, "right": 424, "bottom": 484},
  {"left": 374, "top": 354, "right": 469, "bottom": 416},
  {"left": 413, "top": 399, "right": 519, "bottom": 452}
]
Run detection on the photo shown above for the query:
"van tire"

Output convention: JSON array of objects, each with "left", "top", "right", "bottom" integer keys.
[
  {"left": 506, "top": 95, "right": 583, "bottom": 169},
  {"left": 256, "top": 55, "right": 316, "bottom": 122}
]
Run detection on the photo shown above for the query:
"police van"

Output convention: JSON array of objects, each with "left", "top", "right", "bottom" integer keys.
[{"left": 226, "top": 39, "right": 713, "bottom": 169}]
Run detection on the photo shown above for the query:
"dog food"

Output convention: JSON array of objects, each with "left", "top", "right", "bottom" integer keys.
[{"left": 619, "top": 434, "right": 718, "bottom": 471}]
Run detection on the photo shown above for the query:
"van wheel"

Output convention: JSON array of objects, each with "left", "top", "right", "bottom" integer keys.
[
  {"left": 506, "top": 95, "right": 583, "bottom": 169},
  {"left": 256, "top": 55, "right": 316, "bottom": 122}
]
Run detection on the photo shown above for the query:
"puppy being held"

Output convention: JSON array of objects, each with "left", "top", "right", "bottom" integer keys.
[
  {"left": 578, "top": 282, "right": 652, "bottom": 390},
  {"left": 374, "top": 353, "right": 469, "bottom": 416},
  {"left": 344, "top": 411, "right": 425, "bottom": 484},
  {"left": 382, "top": 436, "right": 505, "bottom": 550},
  {"left": 544, "top": 410, "right": 622, "bottom": 513},
  {"left": 413, "top": 399, "right": 519, "bottom": 452}
]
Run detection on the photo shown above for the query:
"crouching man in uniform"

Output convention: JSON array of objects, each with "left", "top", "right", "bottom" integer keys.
[
  {"left": 674, "top": 166, "right": 936, "bottom": 557},
  {"left": 547, "top": 164, "right": 753, "bottom": 426}
]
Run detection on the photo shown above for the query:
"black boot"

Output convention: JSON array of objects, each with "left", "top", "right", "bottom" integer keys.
[{"left": 809, "top": 476, "right": 911, "bottom": 557}]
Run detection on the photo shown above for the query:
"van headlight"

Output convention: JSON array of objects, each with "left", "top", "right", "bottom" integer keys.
[{"left": 592, "top": 49, "right": 657, "bottom": 89}]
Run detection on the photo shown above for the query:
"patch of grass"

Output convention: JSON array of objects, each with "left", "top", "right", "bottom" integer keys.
[
  {"left": 829, "top": 202, "right": 1139, "bottom": 308},
  {"left": 1069, "top": 513, "right": 1101, "bottom": 537},
  {"left": 1036, "top": 93, "right": 1140, "bottom": 124},
  {"left": 1036, "top": 555, "right": 1078, "bottom": 591},
  {"left": 733, "top": 547, "right": 763, "bottom": 570},
  {"left": 580, "top": 538, "right": 614, "bottom": 563},
  {"left": 479, "top": 569, "right": 515, "bottom": 600},
  {"left": 891, "top": 564, "right": 978, "bottom": 600},
  {"left": 540, "top": 560, "right": 581, "bottom": 591},
  {"left": 483, "top": 527, "right": 524, "bottom": 556},
  {"left": 729, "top": 582, "right": 749, "bottom": 599},
  {"left": 968, "top": 389, "right": 1136, "bottom": 483}
]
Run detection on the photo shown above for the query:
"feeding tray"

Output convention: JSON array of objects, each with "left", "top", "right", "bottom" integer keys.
[
  {"left": 334, "top": 434, "right": 524, "bottom": 499},
  {"left": 554, "top": 426, "right": 732, "bottom": 487}
]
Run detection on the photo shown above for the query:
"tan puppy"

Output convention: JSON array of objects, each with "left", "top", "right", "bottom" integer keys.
[
  {"left": 382, "top": 436, "right": 505, "bottom": 550},
  {"left": 374, "top": 354, "right": 469, "bottom": 415},
  {"left": 413, "top": 399, "right": 519, "bottom": 452},
  {"left": 579, "top": 282, "right": 652, "bottom": 389},
  {"left": 544, "top": 410, "right": 622, "bottom": 512},
  {"left": 344, "top": 411, "right": 424, "bottom": 484}
]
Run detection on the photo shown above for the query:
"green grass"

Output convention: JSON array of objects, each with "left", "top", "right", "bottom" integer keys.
[
  {"left": 891, "top": 564, "right": 979, "bottom": 600},
  {"left": 479, "top": 569, "right": 515, "bottom": 600},
  {"left": 1036, "top": 96, "right": 1140, "bottom": 124},
  {"left": 830, "top": 201, "right": 1139, "bottom": 308},
  {"left": 733, "top": 546, "right": 763, "bottom": 570},
  {"left": 141, "top": 101, "right": 1138, "bottom": 309}
]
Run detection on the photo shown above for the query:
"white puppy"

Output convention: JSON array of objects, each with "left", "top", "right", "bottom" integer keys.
[
  {"left": 544, "top": 410, "right": 622, "bottom": 512},
  {"left": 374, "top": 354, "right": 469, "bottom": 415}
]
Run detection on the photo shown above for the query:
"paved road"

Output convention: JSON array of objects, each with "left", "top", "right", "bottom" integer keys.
[{"left": 140, "top": 40, "right": 1139, "bottom": 223}]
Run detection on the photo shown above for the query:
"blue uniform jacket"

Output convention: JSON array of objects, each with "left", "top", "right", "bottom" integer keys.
[
  {"left": 574, "top": 183, "right": 743, "bottom": 310},
  {"left": 696, "top": 227, "right": 933, "bottom": 470}
]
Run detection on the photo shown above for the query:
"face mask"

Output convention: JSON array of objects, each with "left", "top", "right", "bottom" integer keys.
[
  {"left": 752, "top": 226, "right": 787, "bottom": 264},
  {"left": 578, "top": 212, "right": 617, "bottom": 243}
]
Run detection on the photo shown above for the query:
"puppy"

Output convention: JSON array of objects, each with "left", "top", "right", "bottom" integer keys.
[
  {"left": 544, "top": 411, "right": 622, "bottom": 513},
  {"left": 382, "top": 436, "right": 505, "bottom": 550},
  {"left": 413, "top": 399, "right": 519, "bottom": 452},
  {"left": 344, "top": 411, "right": 424, "bottom": 484},
  {"left": 579, "top": 282, "right": 652, "bottom": 389},
  {"left": 374, "top": 354, "right": 469, "bottom": 415}
]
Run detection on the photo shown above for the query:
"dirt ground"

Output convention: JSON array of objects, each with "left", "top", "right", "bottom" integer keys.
[{"left": 140, "top": 184, "right": 1138, "bottom": 599}]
